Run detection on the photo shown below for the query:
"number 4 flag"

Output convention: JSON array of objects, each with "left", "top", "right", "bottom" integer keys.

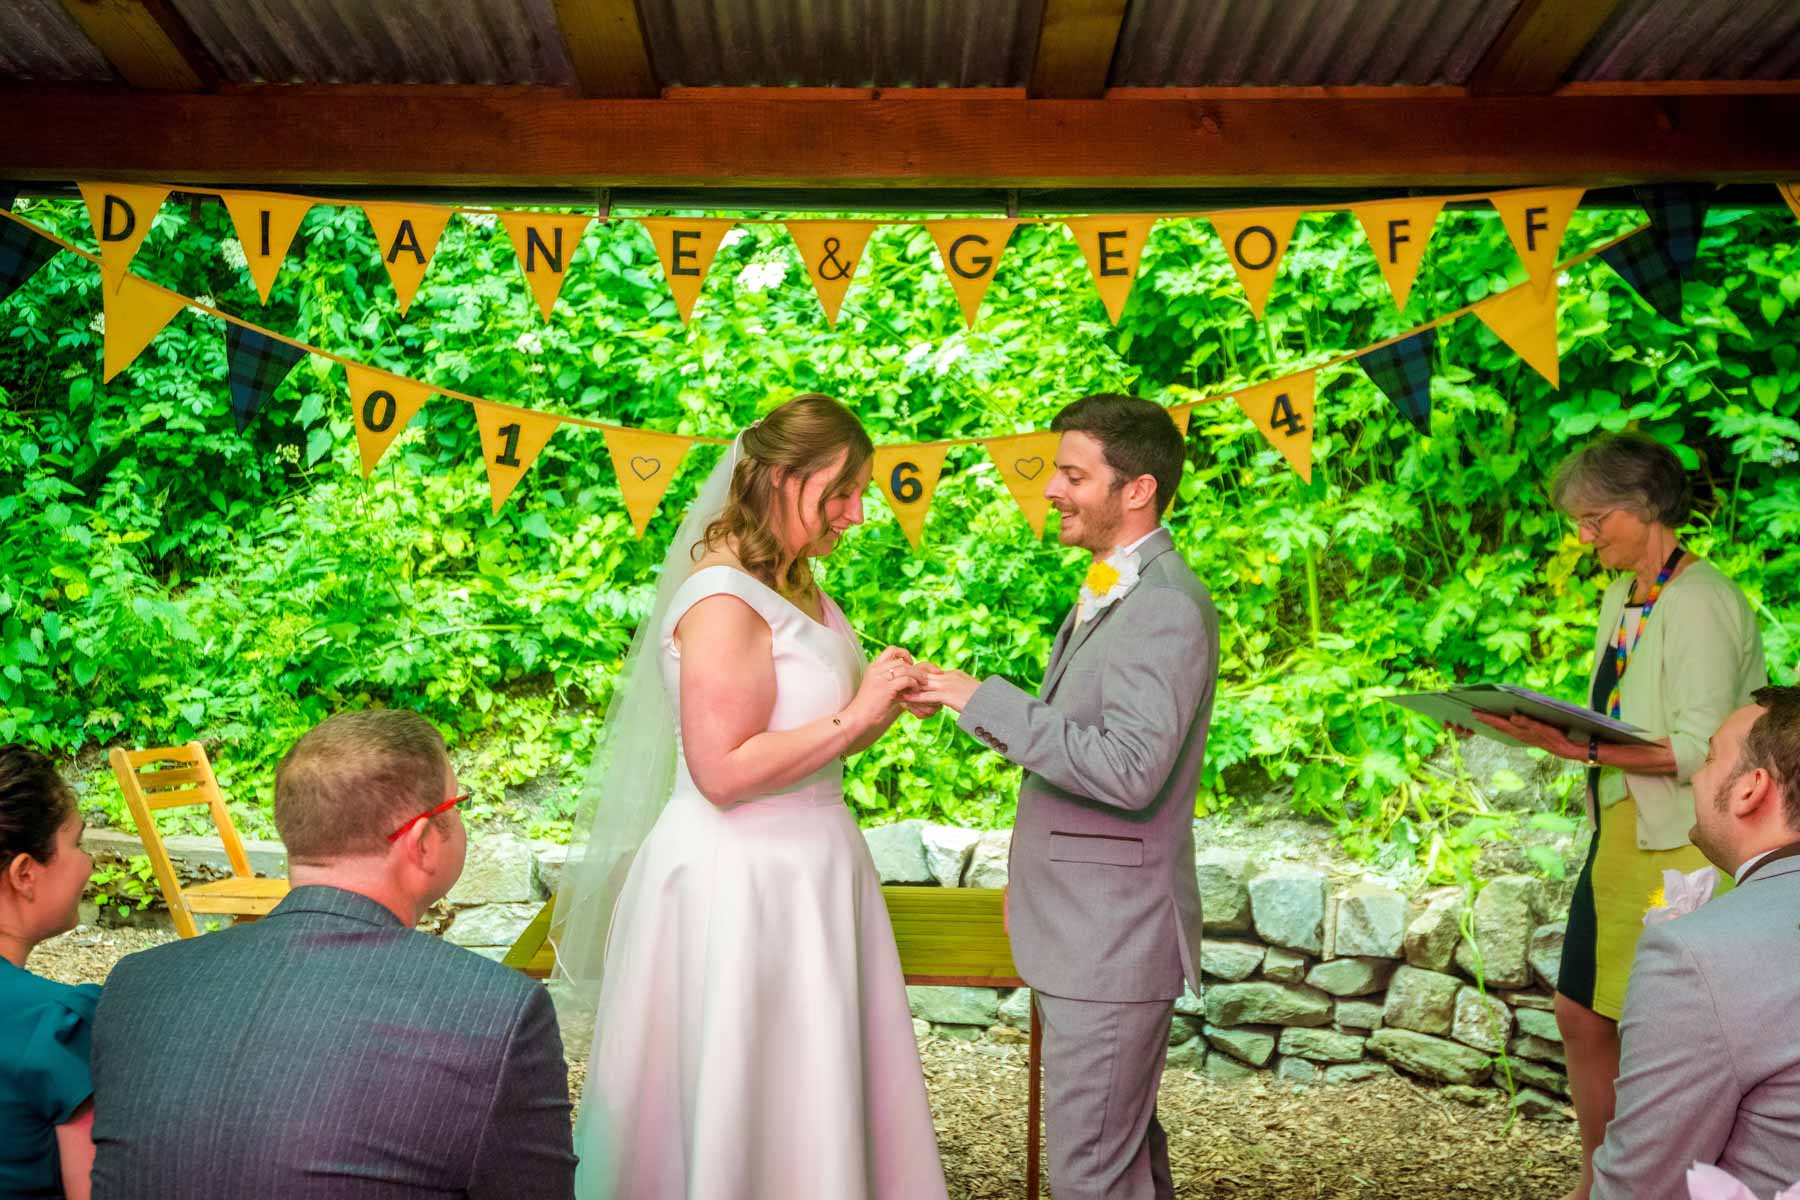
[{"left": 1234, "top": 370, "right": 1317, "bottom": 482}]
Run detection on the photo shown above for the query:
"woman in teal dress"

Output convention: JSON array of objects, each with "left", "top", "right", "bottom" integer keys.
[{"left": 0, "top": 744, "right": 99, "bottom": 1200}]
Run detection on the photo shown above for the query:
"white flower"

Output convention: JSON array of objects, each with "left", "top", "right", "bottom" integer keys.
[
  {"left": 734, "top": 259, "right": 787, "bottom": 292},
  {"left": 186, "top": 294, "right": 215, "bottom": 318},
  {"left": 902, "top": 341, "right": 933, "bottom": 367},
  {"left": 88, "top": 311, "right": 106, "bottom": 335},
  {"left": 1643, "top": 866, "right": 1717, "bottom": 926},
  {"left": 463, "top": 211, "right": 497, "bottom": 231},
  {"left": 719, "top": 228, "right": 748, "bottom": 249},
  {"left": 1685, "top": 1161, "right": 1800, "bottom": 1200},
  {"left": 1077, "top": 546, "right": 1142, "bottom": 625},
  {"left": 513, "top": 330, "right": 543, "bottom": 355},
  {"left": 221, "top": 238, "right": 248, "bottom": 270}
]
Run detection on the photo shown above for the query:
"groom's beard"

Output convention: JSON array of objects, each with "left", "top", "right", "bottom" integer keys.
[{"left": 1058, "top": 494, "right": 1125, "bottom": 554}]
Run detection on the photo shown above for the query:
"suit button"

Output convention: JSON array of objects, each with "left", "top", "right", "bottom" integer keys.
[{"left": 997, "top": 742, "right": 1009, "bottom": 753}]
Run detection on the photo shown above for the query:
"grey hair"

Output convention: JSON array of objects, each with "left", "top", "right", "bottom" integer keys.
[{"left": 1549, "top": 432, "right": 1692, "bottom": 527}]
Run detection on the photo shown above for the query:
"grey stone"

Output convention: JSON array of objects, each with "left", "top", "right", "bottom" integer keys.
[
  {"left": 907, "top": 986, "right": 999, "bottom": 1026},
  {"left": 1169, "top": 1016, "right": 1203, "bottom": 1046},
  {"left": 1204, "top": 1054, "right": 1260, "bottom": 1083},
  {"left": 1500, "top": 989, "right": 1556, "bottom": 1011},
  {"left": 1204, "top": 1023, "right": 1277, "bottom": 1067},
  {"left": 1204, "top": 982, "right": 1332, "bottom": 1029},
  {"left": 1454, "top": 876, "right": 1535, "bottom": 989},
  {"left": 1165, "top": 1039, "right": 1206, "bottom": 1071},
  {"left": 1514, "top": 1008, "right": 1562, "bottom": 1043},
  {"left": 1512, "top": 1088, "right": 1570, "bottom": 1121},
  {"left": 988, "top": 1024, "right": 1029, "bottom": 1046},
  {"left": 1275, "top": 1056, "right": 1319, "bottom": 1084},
  {"left": 1511, "top": 1035, "right": 1567, "bottom": 1067},
  {"left": 1278, "top": 1028, "right": 1366, "bottom": 1064},
  {"left": 920, "top": 823, "right": 981, "bottom": 888},
  {"left": 1508, "top": 1058, "right": 1569, "bottom": 1097},
  {"left": 1322, "top": 1062, "right": 1394, "bottom": 1085},
  {"left": 935, "top": 1023, "right": 982, "bottom": 1041},
  {"left": 447, "top": 833, "right": 537, "bottom": 906},
  {"left": 1249, "top": 868, "right": 1328, "bottom": 954},
  {"left": 1305, "top": 957, "right": 1392, "bottom": 997},
  {"left": 1173, "top": 985, "right": 1204, "bottom": 1019},
  {"left": 1201, "top": 940, "right": 1266, "bottom": 982},
  {"left": 1262, "top": 947, "right": 1308, "bottom": 984},
  {"left": 1368, "top": 1029, "right": 1494, "bottom": 1086},
  {"left": 1404, "top": 888, "right": 1466, "bottom": 972},
  {"left": 443, "top": 901, "right": 542, "bottom": 947},
  {"left": 1452, "top": 988, "right": 1515, "bottom": 1055},
  {"left": 1383, "top": 966, "right": 1463, "bottom": 1036},
  {"left": 468, "top": 946, "right": 511, "bottom": 963},
  {"left": 1334, "top": 883, "right": 1407, "bottom": 958},
  {"left": 530, "top": 843, "right": 568, "bottom": 900},
  {"left": 1195, "top": 848, "right": 1256, "bottom": 934},
  {"left": 997, "top": 987, "right": 1033, "bottom": 1030},
  {"left": 1334, "top": 1000, "right": 1385, "bottom": 1032},
  {"left": 966, "top": 830, "right": 1011, "bottom": 888},
  {"left": 82, "top": 827, "right": 288, "bottom": 880},
  {"left": 912, "top": 1018, "right": 932, "bottom": 1039},
  {"left": 1441, "top": 1085, "right": 1496, "bottom": 1107},
  {"left": 1530, "top": 922, "right": 1566, "bottom": 989},
  {"left": 865, "top": 820, "right": 932, "bottom": 884}
]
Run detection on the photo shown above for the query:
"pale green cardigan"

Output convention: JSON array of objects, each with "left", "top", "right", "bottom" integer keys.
[{"left": 1588, "top": 558, "right": 1767, "bottom": 850}]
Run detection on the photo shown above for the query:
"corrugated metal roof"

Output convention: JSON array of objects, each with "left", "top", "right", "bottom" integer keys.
[
  {"left": 633, "top": 0, "right": 1047, "bottom": 87},
  {"left": 164, "top": 0, "right": 578, "bottom": 86},
  {"left": 1572, "top": 0, "right": 1800, "bottom": 81},
  {"left": 1110, "top": 0, "right": 1523, "bottom": 87},
  {"left": 0, "top": 0, "right": 116, "bottom": 83}
]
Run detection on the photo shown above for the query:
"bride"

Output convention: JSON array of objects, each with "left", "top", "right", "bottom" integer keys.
[{"left": 552, "top": 394, "right": 950, "bottom": 1199}]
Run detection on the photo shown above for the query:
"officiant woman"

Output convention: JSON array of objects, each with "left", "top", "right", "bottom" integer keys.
[{"left": 1473, "top": 431, "right": 1765, "bottom": 1200}]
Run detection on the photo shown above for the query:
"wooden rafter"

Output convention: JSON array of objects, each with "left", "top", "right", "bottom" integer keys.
[
  {"left": 56, "top": 0, "right": 219, "bottom": 91},
  {"left": 1029, "top": 0, "right": 1131, "bottom": 99},
  {"left": 1467, "top": 0, "right": 1628, "bottom": 96},
  {"left": 551, "top": 0, "right": 658, "bottom": 99}
]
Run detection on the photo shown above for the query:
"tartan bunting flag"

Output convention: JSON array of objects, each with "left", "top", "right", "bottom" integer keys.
[
  {"left": 1359, "top": 328, "right": 1437, "bottom": 434},
  {"left": 1634, "top": 183, "right": 1712, "bottom": 278},
  {"left": 225, "top": 324, "right": 309, "bottom": 431},
  {"left": 1598, "top": 229, "right": 1686, "bottom": 325},
  {"left": 0, "top": 216, "right": 60, "bottom": 307}
]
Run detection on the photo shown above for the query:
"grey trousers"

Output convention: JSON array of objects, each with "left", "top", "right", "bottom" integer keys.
[{"left": 1035, "top": 992, "right": 1176, "bottom": 1200}]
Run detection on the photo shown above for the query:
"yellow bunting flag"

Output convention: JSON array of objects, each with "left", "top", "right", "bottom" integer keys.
[
  {"left": 1780, "top": 183, "right": 1800, "bottom": 224},
  {"left": 982, "top": 430, "right": 1062, "bottom": 537},
  {"left": 601, "top": 426, "right": 698, "bottom": 536},
  {"left": 1351, "top": 198, "right": 1446, "bottom": 313},
  {"left": 786, "top": 220, "right": 880, "bottom": 327},
  {"left": 363, "top": 203, "right": 453, "bottom": 317},
  {"left": 221, "top": 190, "right": 312, "bottom": 304},
  {"left": 79, "top": 183, "right": 169, "bottom": 294},
  {"left": 927, "top": 220, "right": 1018, "bottom": 327},
  {"left": 640, "top": 218, "right": 736, "bottom": 324},
  {"left": 1065, "top": 216, "right": 1157, "bottom": 323},
  {"left": 1169, "top": 405, "right": 1194, "bottom": 438},
  {"left": 1233, "top": 372, "right": 1317, "bottom": 483},
  {"left": 872, "top": 442, "right": 950, "bottom": 549},
  {"left": 1474, "top": 283, "right": 1561, "bottom": 390},
  {"left": 345, "top": 364, "right": 433, "bottom": 479},
  {"left": 1491, "top": 187, "right": 1584, "bottom": 294},
  {"left": 498, "top": 212, "right": 594, "bottom": 320},
  {"left": 472, "top": 401, "right": 562, "bottom": 515},
  {"left": 1208, "top": 207, "right": 1303, "bottom": 321},
  {"left": 101, "top": 274, "right": 185, "bottom": 382}
]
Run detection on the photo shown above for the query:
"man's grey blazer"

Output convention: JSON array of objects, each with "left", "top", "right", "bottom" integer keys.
[
  {"left": 959, "top": 528, "right": 1216, "bottom": 1002},
  {"left": 88, "top": 885, "right": 577, "bottom": 1199},
  {"left": 1593, "top": 850, "right": 1800, "bottom": 1199}
]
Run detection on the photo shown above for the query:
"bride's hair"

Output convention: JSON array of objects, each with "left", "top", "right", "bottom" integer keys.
[{"left": 698, "top": 394, "right": 873, "bottom": 595}]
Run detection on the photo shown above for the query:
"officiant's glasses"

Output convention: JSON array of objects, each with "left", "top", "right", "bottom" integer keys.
[{"left": 387, "top": 790, "right": 471, "bottom": 843}]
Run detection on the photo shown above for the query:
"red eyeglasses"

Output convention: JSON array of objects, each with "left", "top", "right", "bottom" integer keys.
[{"left": 387, "top": 791, "right": 470, "bottom": 843}]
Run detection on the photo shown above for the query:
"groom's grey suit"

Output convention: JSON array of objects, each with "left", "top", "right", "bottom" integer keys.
[{"left": 959, "top": 527, "right": 1216, "bottom": 1200}]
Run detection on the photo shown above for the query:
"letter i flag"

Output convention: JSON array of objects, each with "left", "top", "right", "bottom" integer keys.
[{"left": 221, "top": 191, "right": 314, "bottom": 304}]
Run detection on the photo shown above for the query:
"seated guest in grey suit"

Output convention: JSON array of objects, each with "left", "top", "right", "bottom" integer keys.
[
  {"left": 1594, "top": 686, "right": 1800, "bottom": 1200},
  {"left": 88, "top": 710, "right": 577, "bottom": 1200}
]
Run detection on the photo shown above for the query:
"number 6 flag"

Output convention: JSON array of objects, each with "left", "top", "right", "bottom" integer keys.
[
  {"left": 1234, "top": 370, "right": 1317, "bottom": 483},
  {"left": 872, "top": 442, "right": 950, "bottom": 549}
]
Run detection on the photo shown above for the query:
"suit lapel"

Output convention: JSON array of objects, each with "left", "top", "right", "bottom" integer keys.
[{"left": 1041, "top": 530, "right": 1177, "bottom": 701}]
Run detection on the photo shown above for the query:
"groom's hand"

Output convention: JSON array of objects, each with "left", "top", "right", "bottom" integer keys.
[{"left": 911, "top": 666, "right": 980, "bottom": 714}]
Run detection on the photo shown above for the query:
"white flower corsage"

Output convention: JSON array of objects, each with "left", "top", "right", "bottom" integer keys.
[
  {"left": 1077, "top": 548, "right": 1141, "bottom": 624},
  {"left": 1643, "top": 866, "right": 1718, "bottom": 926}
]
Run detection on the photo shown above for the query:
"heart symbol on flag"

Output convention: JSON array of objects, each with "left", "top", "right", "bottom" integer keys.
[
  {"left": 1014, "top": 457, "right": 1045, "bottom": 481},
  {"left": 630, "top": 456, "right": 662, "bottom": 480}
]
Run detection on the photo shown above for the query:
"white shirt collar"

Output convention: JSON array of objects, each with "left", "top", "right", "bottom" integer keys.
[
  {"left": 1735, "top": 848, "right": 1778, "bottom": 885},
  {"left": 1109, "top": 526, "right": 1164, "bottom": 561}
]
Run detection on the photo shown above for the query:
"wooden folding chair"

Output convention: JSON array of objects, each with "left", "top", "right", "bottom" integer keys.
[{"left": 107, "top": 742, "right": 288, "bottom": 938}]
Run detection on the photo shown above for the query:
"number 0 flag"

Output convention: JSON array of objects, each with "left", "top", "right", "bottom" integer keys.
[
  {"left": 346, "top": 364, "right": 434, "bottom": 478},
  {"left": 1233, "top": 370, "right": 1317, "bottom": 483},
  {"left": 872, "top": 442, "right": 950, "bottom": 549}
]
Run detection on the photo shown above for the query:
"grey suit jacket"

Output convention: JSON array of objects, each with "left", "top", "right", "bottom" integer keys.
[
  {"left": 89, "top": 885, "right": 576, "bottom": 1200},
  {"left": 960, "top": 528, "right": 1217, "bottom": 1003},
  {"left": 1593, "top": 852, "right": 1800, "bottom": 1200}
]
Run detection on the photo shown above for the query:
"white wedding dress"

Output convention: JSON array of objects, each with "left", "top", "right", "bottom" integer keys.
[{"left": 576, "top": 565, "right": 948, "bottom": 1200}]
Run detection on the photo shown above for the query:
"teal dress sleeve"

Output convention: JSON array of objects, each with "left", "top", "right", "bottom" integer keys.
[
  {"left": 20, "top": 984, "right": 101, "bottom": 1122},
  {"left": 0, "top": 969, "right": 101, "bottom": 1200}
]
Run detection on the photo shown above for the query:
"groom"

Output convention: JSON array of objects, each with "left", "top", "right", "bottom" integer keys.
[{"left": 915, "top": 393, "right": 1217, "bottom": 1200}]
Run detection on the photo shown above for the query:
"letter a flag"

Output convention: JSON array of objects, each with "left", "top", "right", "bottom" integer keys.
[
  {"left": 0, "top": 217, "right": 60, "bottom": 307},
  {"left": 927, "top": 220, "right": 1018, "bottom": 327},
  {"left": 363, "top": 203, "right": 453, "bottom": 317},
  {"left": 1598, "top": 229, "right": 1686, "bottom": 325},
  {"left": 102, "top": 274, "right": 186, "bottom": 382},
  {"left": 786, "top": 220, "right": 880, "bottom": 327},
  {"left": 1208, "top": 208, "right": 1303, "bottom": 320},
  {"left": 1359, "top": 328, "right": 1437, "bottom": 435},
  {"left": 1474, "top": 284, "right": 1561, "bottom": 389},
  {"left": 981, "top": 430, "right": 1061, "bottom": 537},
  {"left": 1351, "top": 198, "right": 1446, "bottom": 314},
  {"left": 1491, "top": 187, "right": 1583, "bottom": 295},
  {"left": 872, "top": 442, "right": 950, "bottom": 549},
  {"left": 79, "top": 183, "right": 169, "bottom": 294},
  {"left": 600, "top": 426, "right": 698, "bottom": 536},
  {"left": 473, "top": 401, "right": 563, "bottom": 515},
  {"left": 1633, "top": 183, "right": 1713, "bottom": 278},
  {"left": 640, "top": 219, "right": 736, "bottom": 324},
  {"left": 224, "top": 325, "right": 309, "bottom": 431},
  {"left": 221, "top": 191, "right": 313, "bottom": 304},
  {"left": 1065, "top": 217, "right": 1157, "bottom": 323},
  {"left": 499, "top": 212, "right": 595, "bottom": 320},
  {"left": 1234, "top": 372, "right": 1317, "bottom": 483},
  {"left": 1781, "top": 183, "right": 1800, "bottom": 225},
  {"left": 346, "top": 364, "right": 434, "bottom": 478}
]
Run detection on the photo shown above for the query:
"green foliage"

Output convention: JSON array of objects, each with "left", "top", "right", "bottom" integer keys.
[{"left": 1, "top": 195, "right": 1795, "bottom": 881}]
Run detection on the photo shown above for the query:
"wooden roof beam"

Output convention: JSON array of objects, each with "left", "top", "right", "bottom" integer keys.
[
  {"left": 552, "top": 0, "right": 659, "bottom": 99},
  {"left": 1467, "top": 0, "right": 1627, "bottom": 96},
  {"left": 56, "top": 0, "right": 219, "bottom": 91},
  {"left": 1029, "top": 0, "right": 1131, "bottom": 99}
]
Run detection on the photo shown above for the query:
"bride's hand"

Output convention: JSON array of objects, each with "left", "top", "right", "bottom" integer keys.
[{"left": 844, "top": 648, "right": 927, "bottom": 731}]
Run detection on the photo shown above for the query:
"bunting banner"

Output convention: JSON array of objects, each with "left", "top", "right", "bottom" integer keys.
[
  {"left": 1234, "top": 372, "right": 1317, "bottom": 483},
  {"left": 1781, "top": 183, "right": 1800, "bottom": 225},
  {"left": 1351, "top": 198, "right": 1446, "bottom": 314},
  {"left": 1, "top": 186, "right": 17, "bottom": 212},
  {"left": 79, "top": 183, "right": 168, "bottom": 294},
  {"left": 786, "top": 220, "right": 880, "bottom": 327},
  {"left": 641, "top": 218, "right": 736, "bottom": 324},
  {"left": 1360, "top": 329, "right": 1437, "bottom": 435},
  {"left": 1491, "top": 187, "right": 1583, "bottom": 295},
  {"left": 600, "top": 426, "right": 699, "bottom": 535},
  {"left": 363, "top": 203, "right": 453, "bottom": 317},
  {"left": 499, "top": 212, "right": 595, "bottom": 321},
  {"left": 927, "top": 219, "right": 1018, "bottom": 327},
  {"left": 222, "top": 191, "right": 312, "bottom": 305},
  {"left": 872, "top": 442, "right": 950, "bottom": 549},
  {"left": 473, "top": 401, "right": 564, "bottom": 515},
  {"left": 1065, "top": 216, "right": 1157, "bottom": 324},
  {"left": 1634, "top": 183, "right": 1712, "bottom": 278},
  {"left": 346, "top": 364, "right": 435, "bottom": 478},
  {"left": 224, "top": 325, "right": 309, "bottom": 431},
  {"left": 1597, "top": 229, "right": 1686, "bottom": 325},
  {"left": 0, "top": 218, "right": 59, "bottom": 307},
  {"left": 1474, "top": 283, "right": 1561, "bottom": 389},
  {"left": 982, "top": 430, "right": 1061, "bottom": 537},
  {"left": 101, "top": 272, "right": 186, "bottom": 382},
  {"left": 1169, "top": 405, "right": 1193, "bottom": 438},
  {"left": 1209, "top": 207, "right": 1302, "bottom": 320}
]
